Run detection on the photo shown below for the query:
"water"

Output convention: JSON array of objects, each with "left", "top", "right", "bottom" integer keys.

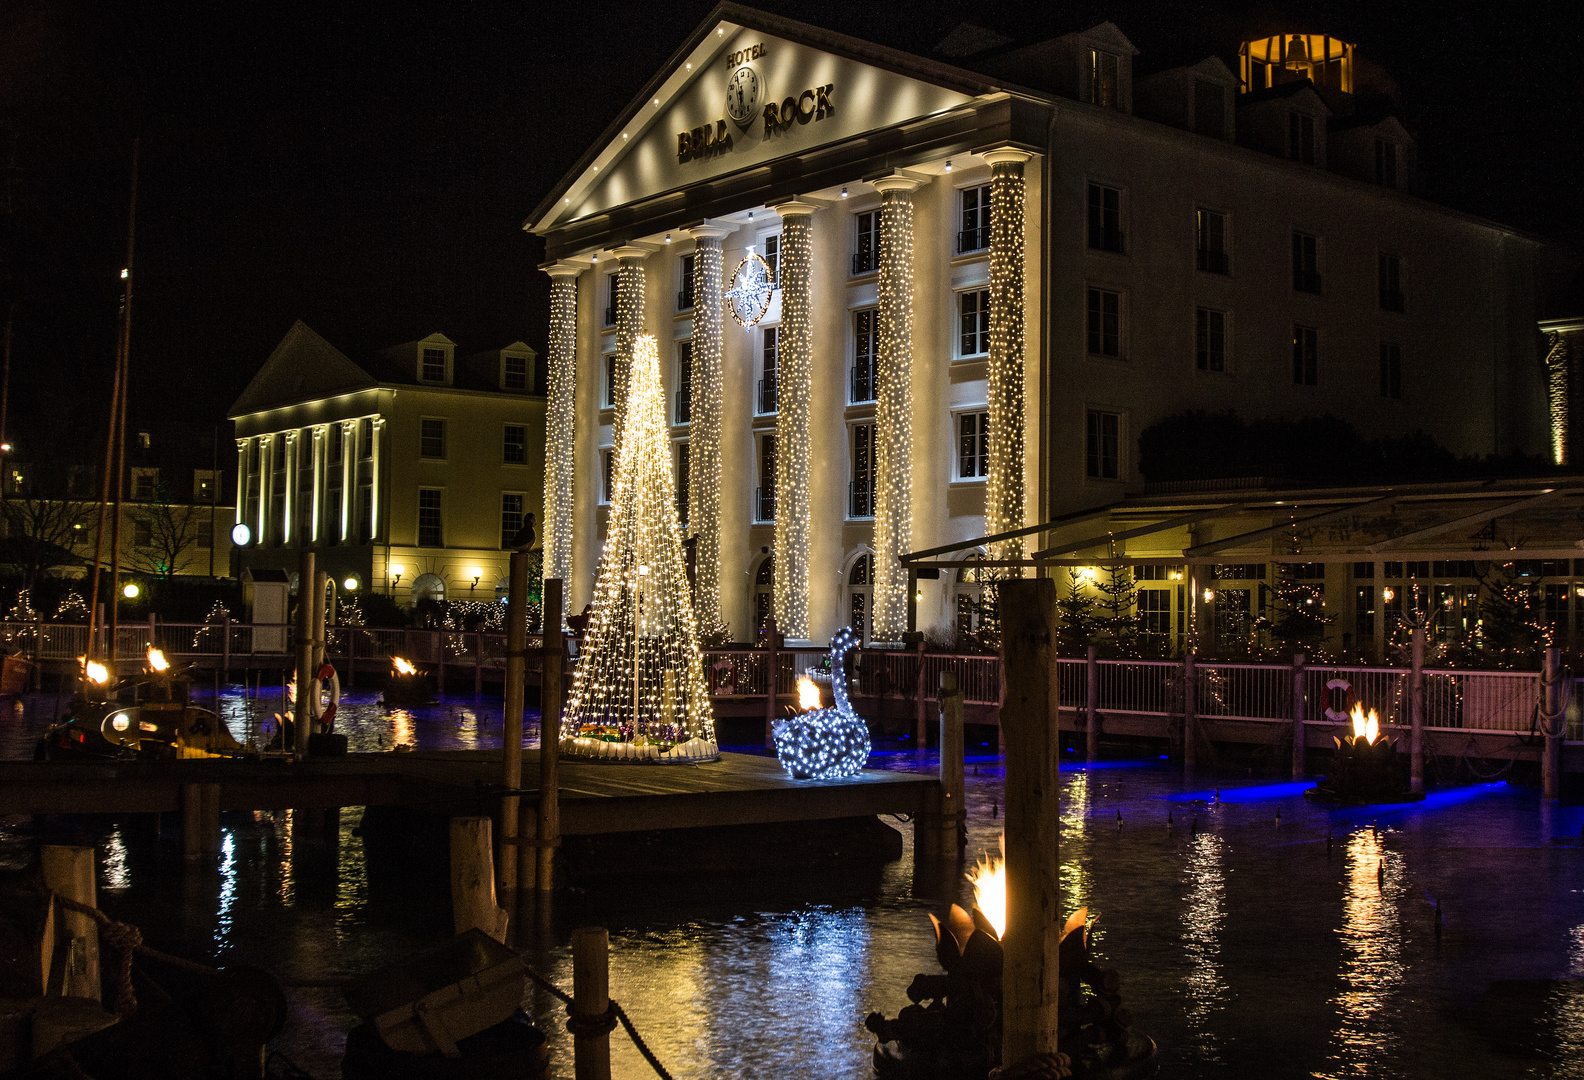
[{"left": 3, "top": 689, "right": 1582, "bottom": 1078}]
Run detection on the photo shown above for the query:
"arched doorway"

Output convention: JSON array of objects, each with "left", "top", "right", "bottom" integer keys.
[
  {"left": 846, "top": 552, "right": 872, "bottom": 642},
  {"left": 412, "top": 572, "right": 446, "bottom": 604},
  {"left": 753, "top": 555, "right": 774, "bottom": 637},
  {"left": 953, "top": 551, "right": 989, "bottom": 639}
]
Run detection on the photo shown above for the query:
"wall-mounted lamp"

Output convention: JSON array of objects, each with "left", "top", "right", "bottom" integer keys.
[
  {"left": 840, "top": 186, "right": 848, "bottom": 198},
  {"left": 390, "top": 563, "right": 403, "bottom": 589},
  {"left": 944, "top": 160, "right": 953, "bottom": 172},
  {"left": 469, "top": 567, "right": 483, "bottom": 593},
  {"left": 343, "top": 576, "right": 359, "bottom": 592},
  {"left": 1202, "top": 589, "right": 1215, "bottom": 604}
]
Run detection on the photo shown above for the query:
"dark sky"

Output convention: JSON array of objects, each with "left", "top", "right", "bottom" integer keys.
[{"left": 1, "top": 0, "right": 1581, "bottom": 447}]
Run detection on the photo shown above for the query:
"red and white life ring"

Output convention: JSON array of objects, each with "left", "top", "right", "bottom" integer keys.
[
  {"left": 309, "top": 663, "right": 341, "bottom": 730},
  {"left": 1324, "top": 677, "right": 1353, "bottom": 723}
]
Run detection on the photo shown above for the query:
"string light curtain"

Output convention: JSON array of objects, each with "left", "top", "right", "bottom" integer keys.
[
  {"left": 871, "top": 176, "right": 920, "bottom": 641},
  {"left": 612, "top": 250, "right": 647, "bottom": 453},
  {"left": 543, "top": 264, "right": 579, "bottom": 587},
  {"left": 1544, "top": 330, "right": 1571, "bottom": 466},
  {"left": 687, "top": 226, "right": 729, "bottom": 639},
  {"left": 773, "top": 203, "right": 817, "bottom": 640},
  {"left": 984, "top": 150, "right": 1031, "bottom": 565},
  {"left": 563, "top": 334, "right": 718, "bottom": 761}
]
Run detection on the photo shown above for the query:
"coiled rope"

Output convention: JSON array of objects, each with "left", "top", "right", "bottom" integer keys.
[{"left": 521, "top": 963, "right": 675, "bottom": 1080}]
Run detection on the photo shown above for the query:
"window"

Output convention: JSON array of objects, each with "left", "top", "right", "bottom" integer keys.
[
  {"left": 600, "top": 450, "right": 613, "bottom": 504},
  {"left": 1087, "top": 49, "right": 1119, "bottom": 108},
  {"left": 194, "top": 470, "right": 216, "bottom": 502},
  {"left": 503, "top": 352, "right": 528, "bottom": 391},
  {"left": 1293, "top": 325, "right": 1318, "bottom": 386},
  {"left": 1291, "top": 232, "right": 1321, "bottom": 292},
  {"left": 137, "top": 431, "right": 152, "bottom": 451},
  {"left": 421, "top": 348, "right": 447, "bottom": 382},
  {"left": 500, "top": 492, "right": 525, "bottom": 549},
  {"left": 677, "top": 253, "right": 696, "bottom": 311},
  {"left": 763, "top": 235, "right": 779, "bottom": 286},
  {"left": 854, "top": 211, "right": 880, "bottom": 273},
  {"left": 328, "top": 425, "right": 343, "bottom": 464},
  {"left": 1138, "top": 589, "right": 1171, "bottom": 635},
  {"left": 359, "top": 418, "right": 373, "bottom": 458},
  {"left": 134, "top": 520, "right": 153, "bottom": 548},
  {"left": 958, "top": 411, "right": 989, "bottom": 479},
  {"left": 758, "top": 327, "right": 778, "bottom": 414},
  {"left": 1196, "top": 209, "right": 1228, "bottom": 274},
  {"left": 603, "top": 354, "right": 619, "bottom": 408},
  {"left": 958, "top": 186, "right": 991, "bottom": 253},
  {"left": 1196, "top": 308, "right": 1226, "bottom": 372},
  {"left": 1379, "top": 342, "right": 1401, "bottom": 399},
  {"left": 503, "top": 424, "right": 527, "bottom": 464},
  {"left": 132, "top": 468, "right": 158, "bottom": 501},
  {"left": 1087, "top": 183, "right": 1123, "bottom": 253},
  {"left": 1193, "top": 79, "right": 1225, "bottom": 138},
  {"left": 852, "top": 310, "right": 877, "bottom": 402},
  {"left": 675, "top": 442, "right": 689, "bottom": 525},
  {"left": 1086, "top": 287, "right": 1121, "bottom": 357},
  {"left": 1374, "top": 139, "right": 1398, "bottom": 188},
  {"left": 602, "top": 273, "right": 618, "bottom": 327},
  {"left": 959, "top": 289, "right": 990, "bottom": 357},
  {"left": 1379, "top": 253, "right": 1404, "bottom": 312},
  {"left": 756, "top": 434, "right": 777, "bottom": 522},
  {"left": 1086, "top": 410, "right": 1120, "bottom": 480},
  {"left": 419, "top": 418, "right": 446, "bottom": 460},
  {"left": 675, "top": 341, "right": 693, "bottom": 424},
  {"left": 417, "top": 489, "right": 443, "bottom": 547},
  {"left": 1288, "top": 112, "right": 1315, "bottom": 164},
  {"left": 849, "top": 423, "right": 874, "bottom": 518}
]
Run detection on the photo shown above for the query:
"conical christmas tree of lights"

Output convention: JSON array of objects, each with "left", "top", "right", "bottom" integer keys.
[{"left": 562, "top": 334, "right": 718, "bottom": 762}]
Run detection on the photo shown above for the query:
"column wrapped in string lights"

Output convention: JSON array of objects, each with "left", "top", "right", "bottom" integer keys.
[
  {"left": 687, "top": 225, "right": 730, "bottom": 640},
  {"left": 871, "top": 175, "right": 921, "bottom": 642},
  {"left": 612, "top": 246, "right": 649, "bottom": 453},
  {"left": 561, "top": 334, "right": 718, "bottom": 762},
  {"left": 1544, "top": 330, "right": 1572, "bottom": 466},
  {"left": 983, "top": 149, "right": 1032, "bottom": 566},
  {"left": 772, "top": 202, "right": 818, "bottom": 640},
  {"left": 542, "top": 262, "right": 580, "bottom": 585}
]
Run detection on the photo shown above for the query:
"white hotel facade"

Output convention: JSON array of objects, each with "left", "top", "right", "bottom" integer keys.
[{"left": 529, "top": 4, "right": 1556, "bottom": 647}]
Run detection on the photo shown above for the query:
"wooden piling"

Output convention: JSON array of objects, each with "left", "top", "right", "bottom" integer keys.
[
  {"left": 41, "top": 846, "right": 99, "bottom": 1002},
  {"left": 1183, "top": 651, "right": 1197, "bottom": 773},
  {"left": 1410, "top": 628, "right": 1426, "bottom": 794},
  {"left": 1542, "top": 644, "right": 1563, "bottom": 802},
  {"left": 538, "top": 580, "right": 564, "bottom": 895},
  {"left": 763, "top": 616, "right": 779, "bottom": 750},
  {"left": 474, "top": 632, "right": 483, "bottom": 696},
  {"left": 571, "top": 927, "right": 612, "bottom": 1080},
  {"left": 292, "top": 551, "right": 315, "bottom": 760},
  {"left": 997, "top": 577, "right": 1061, "bottom": 1065},
  {"left": 181, "top": 783, "right": 202, "bottom": 863},
  {"left": 499, "top": 551, "right": 530, "bottom": 916},
  {"left": 449, "top": 816, "right": 508, "bottom": 942},
  {"left": 201, "top": 783, "right": 221, "bottom": 855},
  {"left": 1291, "top": 652, "right": 1306, "bottom": 780},
  {"left": 938, "top": 670, "right": 965, "bottom": 855},
  {"left": 311, "top": 570, "right": 327, "bottom": 671},
  {"left": 914, "top": 637, "right": 927, "bottom": 748},
  {"left": 1085, "top": 644, "right": 1099, "bottom": 763},
  {"left": 222, "top": 616, "right": 231, "bottom": 684}
]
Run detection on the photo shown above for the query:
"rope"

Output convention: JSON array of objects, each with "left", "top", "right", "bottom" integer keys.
[
  {"left": 1536, "top": 666, "right": 1570, "bottom": 738},
  {"left": 48, "top": 893, "right": 223, "bottom": 1018},
  {"left": 522, "top": 960, "right": 675, "bottom": 1080}
]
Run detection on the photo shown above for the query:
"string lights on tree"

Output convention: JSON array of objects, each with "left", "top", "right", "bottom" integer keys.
[
  {"left": 687, "top": 226, "right": 729, "bottom": 641},
  {"left": 612, "top": 249, "right": 648, "bottom": 453},
  {"left": 871, "top": 176, "right": 920, "bottom": 642},
  {"left": 562, "top": 334, "right": 718, "bottom": 762},
  {"left": 543, "top": 264, "right": 579, "bottom": 590},
  {"left": 772, "top": 203, "right": 816, "bottom": 640}
]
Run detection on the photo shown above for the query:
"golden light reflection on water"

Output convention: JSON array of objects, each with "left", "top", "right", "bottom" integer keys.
[
  {"left": 1318, "top": 829, "right": 1405, "bottom": 1078},
  {"left": 390, "top": 710, "right": 416, "bottom": 747},
  {"left": 334, "top": 809, "right": 366, "bottom": 944},
  {"left": 1061, "top": 771, "right": 1093, "bottom": 921},
  {"left": 1180, "top": 830, "right": 1229, "bottom": 1061},
  {"left": 276, "top": 809, "right": 295, "bottom": 904},
  {"left": 1555, "top": 922, "right": 1584, "bottom": 1076}
]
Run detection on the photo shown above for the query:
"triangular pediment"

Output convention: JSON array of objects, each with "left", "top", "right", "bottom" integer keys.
[
  {"left": 530, "top": 5, "right": 990, "bottom": 233},
  {"left": 228, "top": 321, "right": 375, "bottom": 417},
  {"left": 1188, "top": 56, "right": 1238, "bottom": 86}
]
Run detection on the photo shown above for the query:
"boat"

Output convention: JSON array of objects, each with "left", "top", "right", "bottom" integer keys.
[
  {"left": 0, "top": 652, "right": 31, "bottom": 696},
  {"left": 34, "top": 649, "right": 245, "bottom": 761}
]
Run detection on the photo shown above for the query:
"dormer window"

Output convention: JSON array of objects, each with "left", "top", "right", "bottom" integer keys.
[
  {"left": 1193, "top": 79, "right": 1225, "bottom": 138},
  {"left": 1374, "top": 139, "right": 1398, "bottom": 188},
  {"left": 1288, "top": 112, "right": 1316, "bottom": 164},
  {"left": 502, "top": 352, "right": 528, "bottom": 391},
  {"left": 421, "top": 348, "right": 447, "bottom": 382},
  {"left": 1087, "top": 49, "right": 1119, "bottom": 108}
]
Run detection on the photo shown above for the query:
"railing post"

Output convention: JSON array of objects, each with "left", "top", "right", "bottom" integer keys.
[
  {"left": 292, "top": 551, "right": 315, "bottom": 761},
  {"left": 500, "top": 551, "right": 529, "bottom": 921},
  {"left": 222, "top": 617, "right": 231, "bottom": 684},
  {"left": 938, "top": 670, "right": 965, "bottom": 855},
  {"left": 1292, "top": 652, "right": 1306, "bottom": 779},
  {"left": 914, "top": 637, "right": 927, "bottom": 748},
  {"left": 1183, "top": 651, "right": 1197, "bottom": 773},
  {"left": 763, "top": 616, "right": 779, "bottom": 750},
  {"left": 1085, "top": 644, "right": 1099, "bottom": 763},
  {"left": 1411, "top": 628, "right": 1426, "bottom": 794},
  {"left": 571, "top": 927, "right": 612, "bottom": 1080},
  {"left": 538, "top": 581, "right": 564, "bottom": 896},
  {"left": 1543, "top": 644, "right": 1563, "bottom": 802},
  {"left": 474, "top": 631, "right": 483, "bottom": 696},
  {"left": 437, "top": 628, "right": 446, "bottom": 695}
]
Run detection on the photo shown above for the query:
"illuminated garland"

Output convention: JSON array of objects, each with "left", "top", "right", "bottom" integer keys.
[
  {"left": 687, "top": 228, "right": 727, "bottom": 640},
  {"left": 871, "top": 183, "right": 916, "bottom": 641},
  {"left": 612, "top": 257, "right": 646, "bottom": 453},
  {"left": 543, "top": 267, "right": 578, "bottom": 589},
  {"left": 562, "top": 334, "right": 718, "bottom": 762},
  {"left": 985, "top": 155, "right": 1028, "bottom": 565},
  {"left": 1545, "top": 330, "right": 1570, "bottom": 466},
  {"left": 773, "top": 206, "right": 813, "bottom": 639}
]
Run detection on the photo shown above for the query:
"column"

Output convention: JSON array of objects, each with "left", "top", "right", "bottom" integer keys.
[
  {"left": 370, "top": 418, "right": 384, "bottom": 542},
  {"left": 341, "top": 422, "right": 355, "bottom": 544},
  {"left": 234, "top": 439, "right": 248, "bottom": 530},
  {"left": 283, "top": 431, "right": 297, "bottom": 545},
  {"left": 983, "top": 148, "right": 1032, "bottom": 565},
  {"left": 256, "top": 435, "right": 270, "bottom": 545},
  {"left": 543, "top": 262, "right": 580, "bottom": 587},
  {"left": 611, "top": 245, "right": 649, "bottom": 454},
  {"left": 771, "top": 202, "right": 818, "bottom": 640},
  {"left": 870, "top": 174, "right": 920, "bottom": 642},
  {"left": 310, "top": 426, "right": 325, "bottom": 543},
  {"left": 686, "top": 225, "right": 730, "bottom": 638},
  {"left": 1545, "top": 330, "right": 1570, "bottom": 466}
]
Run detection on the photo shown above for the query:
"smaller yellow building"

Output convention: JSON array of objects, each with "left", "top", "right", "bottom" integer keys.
[{"left": 229, "top": 321, "right": 546, "bottom": 606}]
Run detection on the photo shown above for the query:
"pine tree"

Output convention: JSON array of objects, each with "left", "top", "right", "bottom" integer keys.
[
  {"left": 563, "top": 335, "right": 717, "bottom": 760},
  {"left": 1465, "top": 562, "right": 1548, "bottom": 669},
  {"left": 1092, "top": 564, "right": 1138, "bottom": 654},
  {"left": 1264, "top": 564, "right": 1335, "bottom": 654},
  {"left": 1055, "top": 569, "right": 1101, "bottom": 656}
]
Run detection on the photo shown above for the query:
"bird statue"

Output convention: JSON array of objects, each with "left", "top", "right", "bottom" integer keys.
[{"left": 772, "top": 625, "right": 871, "bottom": 779}]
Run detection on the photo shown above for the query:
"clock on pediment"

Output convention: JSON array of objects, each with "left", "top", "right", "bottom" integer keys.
[
  {"left": 724, "top": 252, "right": 774, "bottom": 327},
  {"left": 725, "top": 64, "right": 761, "bottom": 128}
]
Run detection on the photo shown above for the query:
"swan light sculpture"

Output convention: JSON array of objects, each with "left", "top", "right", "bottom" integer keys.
[{"left": 772, "top": 626, "right": 871, "bottom": 779}]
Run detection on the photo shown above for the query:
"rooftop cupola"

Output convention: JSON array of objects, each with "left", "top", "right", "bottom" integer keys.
[{"left": 1240, "top": 34, "right": 1355, "bottom": 94}]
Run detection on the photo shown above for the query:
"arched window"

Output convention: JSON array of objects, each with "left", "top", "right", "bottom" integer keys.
[
  {"left": 753, "top": 556, "right": 775, "bottom": 636},
  {"left": 846, "top": 551, "right": 872, "bottom": 642},
  {"left": 954, "top": 552, "right": 988, "bottom": 637},
  {"left": 412, "top": 572, "right": 447, "bottom": 604}
]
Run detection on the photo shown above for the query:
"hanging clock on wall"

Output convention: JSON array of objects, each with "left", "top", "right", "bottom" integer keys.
[
  {"left": 725, "top": 64, "right": 761, "bottom": 128},
  {"left": 724, "top": 252, "right": 774, "bottom": 327}
]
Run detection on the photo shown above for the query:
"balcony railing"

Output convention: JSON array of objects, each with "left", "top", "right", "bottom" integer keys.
[
  {"left": 677, "top": 288, "right": 694, "bottom": 312},
  {"left": 956, "top": 226, "right": 990, "bottom": 254},
  {"left": 851, "top": 249, "right": 877, "bottom": 275},
  {"left": 1197, "top": 249, "right": 1230, "bottom": 275},
  {"left": 850, "top": 363, "right": 877, "bottom": 404},
  {"left": 1089, "top": 227, "right": 1125, "bottom": 254},
  {"left": 1379, "top": 290, "right": 1405, "bottom": 313},
  {"left": 848, "top": 482, "right": 874, "bottom": 519},
  {"left": 675, "top": 389, "right": 691, "bottom": 425},
  {"left": 755, "top": 486, "right": 776, "bottom": 522},
  {"left": 1293, "top": 270, "right": 1323, "bottom": 294},
  {"left": 757, "top": 375, "right": 778, "bottom": 415}
]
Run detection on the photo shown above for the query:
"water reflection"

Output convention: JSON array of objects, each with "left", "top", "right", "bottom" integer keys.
[
  {"left": 1320, "top": 828, "right": 1405, "bottom": 1077},
  {"left": 102, "top": 826, "right": 130, "bottom": 890},
  {"left": 1556, "top": 921, "right": 1584, "bottom": 1074},
  {"left": 276, "top": 809, "right": 295, "bottom": 905},
  {"left": 1179, "top": 830, "right": 1229, "bottom": 1063},
  {"left": 215, "top": 829, "right": 237, "bottom": 948},
  {"left": 1062, "top": 770, "right": 1094, "bottom": 924}
]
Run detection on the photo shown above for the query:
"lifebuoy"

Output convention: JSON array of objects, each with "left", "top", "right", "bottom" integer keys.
[
  {"left": 1324, "top": 677, "right": 1353, "bottom": 723},
  {"left": 309, "top": 663, "right": 341, "bottom": 731}
]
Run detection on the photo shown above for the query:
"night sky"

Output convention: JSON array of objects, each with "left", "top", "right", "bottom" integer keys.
[{"left": 1, "top": 0, "right": 1580, "bottom": 448}]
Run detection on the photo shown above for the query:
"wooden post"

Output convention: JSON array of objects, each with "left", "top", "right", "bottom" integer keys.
[
  {"left": 1372, "top": 560, "right": 1386, "bottom": 663},
  {"left": 997, "top": 577, "right": 1060, "bottom": 1066},
  {"left": 41, "top": 846, "right": 99, "bottom": 1003},
  {"left": 437, "top": 628, "right": 446, "bottom": 695},
  {"left": 500, "top": 551, "right": 529, "bottom": 917},
  {"left": 538, "top": 580, "right": 564, "bottom": 895},
  {"left": 1410, "top": 628, "right": 1426, "bottom": 794},
  {"left": 222, "top": 616, "right": 231, "bottom": 685},
  {"left": 914, "top": 637, "right": 927, "bottom": 748},
  {"left": 571, "top": 927, "right": 612, "bottom": 1080},
  {"left": 474, "top": 631, "right": 483, "bottom": 696},
  {"left": 1291, "top": 652, "right": 1306, "bottom": 779},
  {"left": 763, "top": 615, "right": 779, "bottom": 750},
  {"left": 292, "top": 551, "right": 315, "bottom": 760},
  {"left": 1543, "top": 644, "right": 1563, "bottom": 802},
  {"left": 1183, "top": 651, "right": 1197, "bottom": 773},
  {"left": 311, "top": 570, "right": 327, "bottom": 671},
  {"left": 181, "top": 783, "right": 202, "bottom": 863},
  {"left": 449, "top": 817, "right": 508, "bottom": 942},
  {"left": 1085, "top": 644, "right": 1099, "bottom": 762},
  {"left": 201, "top": 783, "right": 221, "bottom": 855},
  {"left": 938, "top": 669, "right": 965, "bottom": 855}
]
